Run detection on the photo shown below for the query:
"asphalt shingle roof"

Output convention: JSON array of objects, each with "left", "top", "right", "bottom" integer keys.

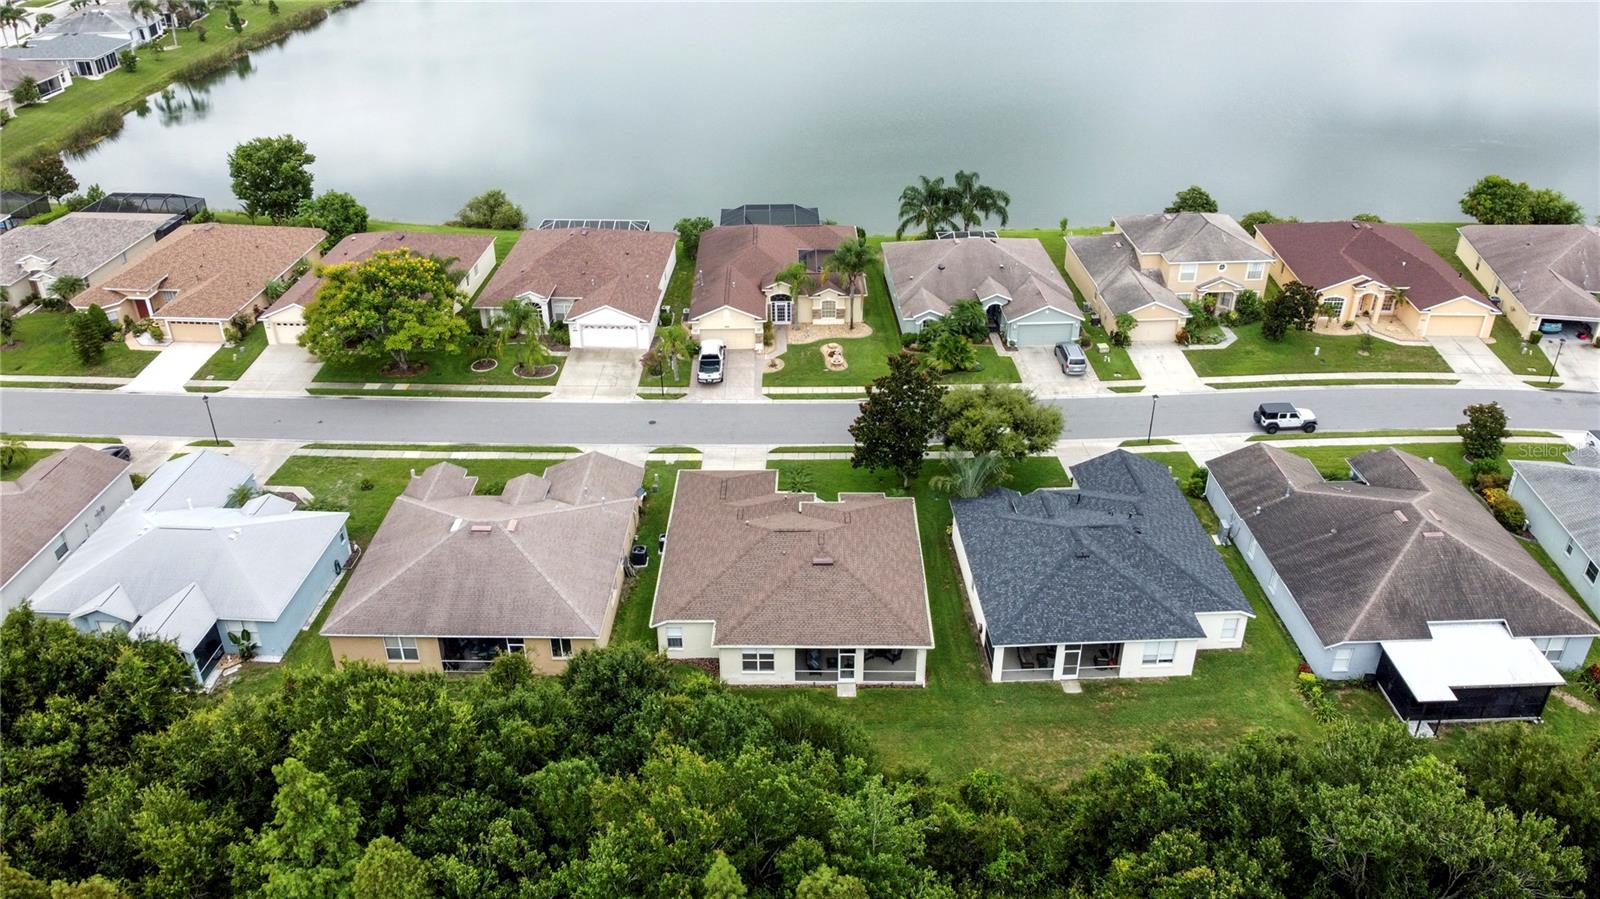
[
  {"left": 474, "top": 228, "right": 675, "bottom": 323},
  {"left": 881, "top": 237, "right": 1080, "bottom": 321},
  {"left": 1114, "top": 213, "right": 1272, "bottom": 263},
  {"left": 1460, "top": 224, "right": 1600, "bottom": 320},
  {"left": 1257, "top": 221, "right": 1491, "bottom": 312},
  {"left": 1066, "top": 233, "right": 1189, "bottom": 316},
  {"left": 0, "top": 446, "right": 128, "bottom": 587},
  {"left": 1511, "top": 458, "right": 1600, "bottom": 563},
  {"left": 690, "top": 224, "right": 857, "bottom": 320},
  {"left": 1, "top": 212, "right": 172, "bottom": 289},
  {"left": 0, "top": 34, "right": 129, "bottom": 61},
  {"left": 951, "top": 451, "right": 1251, "bottom": 646},
  {"left": 1208, "top": 444, "right": 1599, "bottom": 645},
  {"left": 264, "top": 230, "right": 496, "bottom": 317}
]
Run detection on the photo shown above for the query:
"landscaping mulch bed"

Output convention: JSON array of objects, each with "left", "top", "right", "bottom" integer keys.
[
  {"left": 514, "top": 364, "right": 559, "bottom": 379},
  {"left": 470, "top": 358, "right": 499, "bottom": 372},
  {"left": 378, "top": 362, "right": 430, "bottom": 378}
]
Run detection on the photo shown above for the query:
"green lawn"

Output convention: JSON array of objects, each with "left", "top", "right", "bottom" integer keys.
[
  {"left": 735, "top": 455, "right": 1387, "bottom": 782},
  {"left": 1184, "top": 321, "right": 1452, "bottom": 376},
  {"left": 305, "top": 387, "right": 549, "bottom": 399},
  {"left": 638, "top": 327, "right": 692, "bottom": 388},
  {"left": 1249, "top": 428, "right": 1558, "bottom": 442},
  {"left": 764, "top": 257, "right": 903, "bottom": 388},
  {"left": 0, "top": 312, "right": 156, "bottom": 378},
  {"left": 1, "top": 380, "right": 121, "bottom": 389},
  {"left": 0, "top": 433, "right": 122, "bottom": 443},
  {"left": 0, "top": 447, "right": 57, "bottom": 480},
  {"left": 923, "top": 344, "right": 1022, "bottom": 384},
  {"left": 0, "top": 0, "right": 348, "bottom": 174},
  {"left": 1279, "top": 441, "right": 1566, "bottom": 482},
  {"left": 1396, "top": 223, "right": 1473, "bottom": 275},
  {"left": 302, "top": 442, "right": 579, "bottom": 453},
  {"left": 610, "top": 462, "right": 703, "bottom": 646},
  {"left": 192, "top": 324, "right": 267, "bottom": 382},
  {"left": 1210, "top": 378, "right": 1459, "bottom": 389},
  {"left": 313, "top": 343, "right": 563, "bottom": 385},
  {"left": 1486, "top": 316, "right": 1554, "bottom": 377}
]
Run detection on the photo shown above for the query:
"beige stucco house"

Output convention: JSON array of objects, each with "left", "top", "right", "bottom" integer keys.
[
  {"left": 687, "top": 224, "right": 861, "bottom": 350},
  {"left": 650, "top": 469, "right": 933, "bottom": 687},
  {"left": 260, "top": 230, "right": 497, "bottom": 346},
  {"left": 322, "top": 453, "right": 644, "bottom": 676},
  {"left": 1257, "top": 222, "right": 1497, "bottom": 339},
  {"left": 1, "top": 212, "right": 172, "bottom": 303},
  {"left": 1456, "top": 225, "right": 1600, "bottom": 340},
  {"left": 1064, "top": 212, "right": 1271, "bottom": 343}
]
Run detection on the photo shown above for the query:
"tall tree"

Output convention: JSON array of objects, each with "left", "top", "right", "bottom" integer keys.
[
  {"left": 300, "top": 249, "right": 469, "bottom": 374},
  {"left": 824, "top": 237, "right": 874, "bottom": 330},
  {"left": 1457, "top": 401, "right": 1509, "bottom": 460},
  {"left": 929, "top": 451, "right": 1012, "bottom": 498},
  {"left": 1164, "top": 185, "right": 1218, "bottom": 214},
  {"left": 227, "top": 134, "right": 316, "bottom": 224},
  {"left": 0, "top": 3, "right": 26, "bottom": 43},
  {"left": 1262, "top": 280, "right": 1318, "bottom": 340},
  {"left": 895, "top": 175, "right": 955, "bottom": 239},
  {"left": 234, "top": 758, "right": 360, "bottom": 897},
  {"left": 352, "top": 838, "right": 433, "bottom": 899},
  {"left": 1460, "top": 175, "right": 1533, "bottom": 225},
  {"left": 21, "top": 154, "right": 78, "bottom": 200},
  {"left": 449, "top": 188, "right": 525, "bottom": 230},
  {"left": 298, "top": 190, "right": 368, "bottom": 250},
  {"left": 939, "top": 385, "right": 1063, "bottom": 458},
  {"left": 1527, "top": 188, "right": 1584, "bottom": 225},
  {"left": 654, "top": 323, "right": 692, "bottom": 381},
  {"left": 1238, "top": 210, "right": 1290, "bottom": 235},
  {"left": 772, "top": 261, "right": 817, "bottom": 303},
  {"left": 950, "top": 170, "right": 1011, "bottom": 230},
  {"left": 68, "top": 311, "right": 106, "bottom": 365},
  {"left": 850, "top": 352, "right": 946, "bottom": 486},
  {"left": 10, "top": 76, "right": 40, "bottom": 107},
  {"left": 673, "top": 216, "right": 714, "bottom": 260}
]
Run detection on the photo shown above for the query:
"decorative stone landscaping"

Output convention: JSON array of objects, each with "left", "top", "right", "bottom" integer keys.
[{"left": 820, "top": 343, "right": 848, "bottom": 371}]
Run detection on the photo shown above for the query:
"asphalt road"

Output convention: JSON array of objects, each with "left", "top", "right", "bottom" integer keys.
[{"left": 2, "top": 387, "right": 1596, "bottom": 445}]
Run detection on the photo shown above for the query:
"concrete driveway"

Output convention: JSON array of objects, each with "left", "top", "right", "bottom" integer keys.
[
  {"left": 550, "top": 349, "right": 642, "bottom": 401},
  {"left": 1125, "top": 343, "right": 1204, "bottom": 393},
  {"left": 119, "top": 343, "right": 216, "bottom": 394},
  {"left": 1012, "top": 347, "right": 1102, "bottom": 396},
  {"left": 1428, "top": 336, "right": 1510, "bottom": 377},
  {"left": 227, "top": 345, "right": 322, "bottom": 394},
  {"left": 1541, "top": 338, "right": 1600, "bottom": 392},
  {"left": 688, "top": 348, "right": 762, "bottom": 402}
]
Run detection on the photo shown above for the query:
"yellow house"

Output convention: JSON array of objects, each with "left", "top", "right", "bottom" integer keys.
[
  {"left": 1063, "top": 212, "right": 1272, "bottom": 343},
  {"left": 1456, "top": 225, "right": 1600, "bottom": 340},
  {"left": 1256, "top": 222, "right": 1498, "bottom": 339},
  {"left": 321, "top": 453, "right": 644, "bottom": 676},
  {"left": 687, "top": 223, "right": 862, "bottom": 350}
]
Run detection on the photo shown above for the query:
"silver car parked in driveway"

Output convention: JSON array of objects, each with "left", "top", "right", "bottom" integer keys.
[{"left": 1054, "top": 341, "right": 1088, "bottom": 375}]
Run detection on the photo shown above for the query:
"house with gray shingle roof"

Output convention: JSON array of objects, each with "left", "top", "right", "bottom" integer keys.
[
  {"left": 1456, "top": 224, "right": 1600, "bottom": 339},
  {"left": 1, "top": 59, "right": 73, "bottom": 115},
  {"left": 1510, "top": 451, "right": 1600, "bottom": 614},
  {"left": 0, "top": 446, "right": 133, "bottom": 613},
  {"left": 1208, "top": 444, "right": 1598, "bottom": 731},
  {"left": 881, "top": 235, "right": 1082, "bottom": 347},
  {"left": 650, "top": 469, "right": 933, "bottom": 687},
  {"left": 951, "top": 451, "right": 1252, "bottom": 683},
  {"left": 1, "top": 212, "right": 173, "bottom": 302}
]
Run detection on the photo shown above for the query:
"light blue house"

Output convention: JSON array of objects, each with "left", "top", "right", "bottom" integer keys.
[
  {"left": 880, "top": 235, "right": 1082, "bottom": 347},
  {"left": 28, "top": 451, "right": 350, "bottom": 686}
]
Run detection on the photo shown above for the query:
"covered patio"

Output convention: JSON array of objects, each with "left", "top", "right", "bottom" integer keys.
[
  {"left": 792, "top": 647, "right": 920, "bottom": 685},
  {"left": 992, "top": 642, "right": 1124, "bottom": 682},
  {"left": 1376, "top": 623, "right": 1565, "bottom": 736}
]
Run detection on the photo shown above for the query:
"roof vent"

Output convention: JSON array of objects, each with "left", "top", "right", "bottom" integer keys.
[
  {"left": 1351, "top": 222, "right": 1361, "bottom": 229},
  {"left": 811, "top": 555, "right": 834, "bottom": 566},
  {"left": 450, "top": 517, "right": 464, "bottom": 532},
  {"left": 228, "top": 528, "right": 241, "bottom": 541},
  {"left": 1392, "top": 509, "right": 1408, "bottom": 523},
  {"left": 507, "top": 519, "right": 518, "bottom": 532},
  {"left": 936, "top": 263, "right": 945, "bottom": 271},
  {"left": 1423, "top": 530, "right": 1444, "bottom": 539},
  {"left": 470, "top": 523, "right": 493, "bottom": 535}
]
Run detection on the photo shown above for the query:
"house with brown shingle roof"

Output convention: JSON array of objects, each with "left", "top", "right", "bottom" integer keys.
[
  {"left": 649, "top": 469, "right": 933, "bottom": 687},
  {"left": 473, "top": 227, "right": 676, "bottom": 351},
  {"left": 882, "top": 235, "right": 1082, "bottom": 347},
  {"left": 1207, "top": 444, "right": 1597, "bottom": 732},
  {"left": 258, "top": 230, "right": 497, "bottom": 346},
  {"left": 76, "top": 222, "right": 324, "bottom": 343},
  {"left": 1455, "top": 224, "right": 1600, "bottom": 339},
  {"left": 1256, "top": 221, "right": 1498, "bottom": 340},
  {"left": 0, "top": 445, "right": 133, "bottom": 613},
  {"left": 322, "top": 453, "right": 644, "bottom": 675},
  {"left": 688, "top": 224, "right": 861, "bottom": 351}
]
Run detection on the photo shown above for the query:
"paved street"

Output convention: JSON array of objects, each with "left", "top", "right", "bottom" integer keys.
[{"left": 2, "top": 386, "right": 1594, "bottom": 446}]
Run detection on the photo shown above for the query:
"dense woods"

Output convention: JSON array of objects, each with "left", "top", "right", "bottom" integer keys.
[{"left": 2, "top": 607, "right": 1596, "bottom": 898}]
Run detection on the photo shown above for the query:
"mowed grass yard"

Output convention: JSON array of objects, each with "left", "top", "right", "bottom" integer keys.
[
  {"left": 1184, "top": 319, "right": 1452, "bottom": 376},
  {"left": 0, "top": 312, "right": 156, "bottom": 378},
  {"left": 311, "top": 343, "right": 563, "bottom": 386},
  {"left": 764, "top": 254, "right": 903, "bottom": 388},
  {"left": 192, "top": 324, "right": 267, "bottom": 383}
]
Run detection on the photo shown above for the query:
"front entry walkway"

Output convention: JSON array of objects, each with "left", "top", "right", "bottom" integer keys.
[
  {"left": 550, "top": 349, "right": 641, "bottom": 401},
  {"left": 119, "top": 343, "right": 216, "bottom": 394},
  {"left": 227, "top": 345, "right": 322, "bottom": 394}
]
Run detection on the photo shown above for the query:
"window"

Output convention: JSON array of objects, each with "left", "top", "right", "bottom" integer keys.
[
  {"left": 1381, "top": 295, "right": 1397, "bottom": 312},
  {"left": 1586, "top": 561, "right": 1598, "bottom": 584},
  {"left": 1141, "top": 641, "right": 1177, "bottom": 665},
  {"left": 1178, "top": 263, "right": 1197, "bottom": 282},
  {"left": 741, "top": 649, "right": 776, "bottom": 672},
  {"left": 338, "top": 528, "right": 348, "bottom": 544},
  {"left": 53, "top": 541, "right": 69, "bottom": 560},
  {"left": 383, "top": 636, "right": 419, "bottom": 662},
  {"left": 1215, "top": 292, "right": 1236, "bottom": 309},
  {"left": 1221, "top": 617, "right": 1240, "bottom": 640},
  {"left": 332, "top": 558, "right": 343, "bottom": 575},
  {"left": 1533, "top": 637, "right": 1567, "bottom": 662},
  {"left": 1246, "top": 262, "right": 1266, "bottom": 280},
  {"left": 506, "top": 639, "right": 526, "bottom": 653},
  {"left": 1331, "top": 647, "right": 1353, "bottom": 673},
  {"left": 1321, "top": 296, "right": 1346, "bottom": 319},
  {"left": 818, "top": 299, "right": 839, "bottom": 319},
  {"left": 1564, "top": 540, "right": 1573, "bottom": 556},
  {"left": 665, "top": 626, "right": 684, "bottom": 650},
  {"left": 550, "top": 638, "right": 573, "bottom": 659},
  {"left": 1216, "top": 263, "right": 1227, "bottom": 272}
]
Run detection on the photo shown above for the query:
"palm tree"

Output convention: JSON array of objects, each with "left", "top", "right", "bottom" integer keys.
[
  {"left": 654, "top": 324, "right": 692, "bottom": 382},
  {"left": 896, "top": 175, "right": 955, "bottom": 239},
  {"left": 46, "top": 275, "right": 89, "bottom": 308},
  {"left": 950, "top": 170, "right": 1012, "bottom": 230},
  {"left": 0, "top": 3, "right": 28, "bottom": 44},
  {"left": 226, "top": 482, "right": 260, "bottom": 508},
  {"left": 929, "top": 452, "right": 1012, "bottom": 498},
  {"left": 160, "top": 0, "right": 187, "bottom": 47},
  {"left": 127, "top": 0, "right": 160, "bottom": 44},
  {"left": 825, "top": 237, "right": 875, "bottom": 331},
  {"left": 772, "top": 261, "right": 817, "bottom": 300},
  {"left": 497, "top": 296, "right": 539, "bottom": 340}
]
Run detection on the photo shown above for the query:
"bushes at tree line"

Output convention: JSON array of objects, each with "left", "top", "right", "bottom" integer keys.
[{"left": 1, "top": 606, "right": 1595, "bottom": 897}]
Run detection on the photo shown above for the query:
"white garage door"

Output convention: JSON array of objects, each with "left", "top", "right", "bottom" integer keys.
[
  {"left": 578, "top": 324, "right": 640, "bottom": 349},
  {"left": 1423, "top": 314, "right": 1490, "bottom": 337}
]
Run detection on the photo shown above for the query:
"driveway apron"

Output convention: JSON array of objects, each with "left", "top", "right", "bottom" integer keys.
[{"left": 119, "top": 343, "right": 216, "bottom": 394}]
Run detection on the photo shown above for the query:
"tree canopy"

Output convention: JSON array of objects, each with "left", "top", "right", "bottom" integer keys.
[
  {"left": 1460, "top": 174, "right": 1585, "bottom": 225},
  {"left": 20, "top": 153, "right": 78, "bottom": 200},
  {"left": 673, "top": 216, "right": 715, "bottom": 260},
  {"left": 1262, "top": 280, "right": 1319, "bottom": 340},
  {"left": 1164, "top": 185, "right": 1218, "bottom": 214},
  {"left": 850, "top": 352, "right": 946, "bottom": 486},
  {"left": 449, "top": 189, "right": 526, "bottom": 230},
  {"left": 299, "top": 190, "right": 369, "bottom": 250},
  {"left": 227, "top": 134, "right": 317, "bottom": 224},
  {"left": 300, "top": 249, "right": 469, "bottom": 373},
  {"left": 938, "top": 385, "right": 1064, "bottom": 458}
]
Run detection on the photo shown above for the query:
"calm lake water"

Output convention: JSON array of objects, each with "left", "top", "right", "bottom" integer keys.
[{"left": 71, "top": 1, "right": 1600, "bottom": 232}]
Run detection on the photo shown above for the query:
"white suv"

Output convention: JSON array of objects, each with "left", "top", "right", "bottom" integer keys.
[{"left": 1253, "top": 402, "right": 1317, "bottom": 434}]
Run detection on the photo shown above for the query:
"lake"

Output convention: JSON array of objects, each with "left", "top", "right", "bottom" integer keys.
[{"left": 70, "top": 1, "right": 1600, "bottom": 232}]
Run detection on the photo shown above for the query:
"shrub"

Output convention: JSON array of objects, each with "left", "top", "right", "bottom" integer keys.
[
  {"left": 1173, "top": 328, "right": 1190, "bottom": 346},
  {"left": 1183, "top": 468, "right": 1208, "bottom": 499},
  {"left": 899, "top": 333, "right": 920, "bottom": 349},
  {"left": 1482, "top": 488, "right": 1526, "bottom": 532},
  {"left": 0, "top": 109, "right": 11, "bottom": 128},
  {"left": 118, "top": 49, "right": 139, "bottom": 73},
  {"left": 1295, "top": 672, "right": 1338, "bottom": 723},
  {"left": 196, "top": 24, "right": 207, "bottom": 41},
  {"left": 548, "top": 321, "right": 569, "bottom": 345},
  {"left": 1232, "top": 289, "right": 1262, "bottom": 323},
  {"left": 1108, "top": 328, "right": 1131, "bottom": 348},
  {"left": 1458, "top": 401, "right": 1510, "bottom": 460},
  {"left": 358, "top": 477, "right": 375, "bottom": 492},
  {"left": 83, "top": 303, "right": 118, "bottom": 342},
  {"left": 944, "top": 300, "right": 988, "bottom": 342},
  {"left": 1527, "top": 329, "right": 1543, "bottom": 345},
  {"left": 69, "top": 313, "right": 107, "bottom": 366},
  {"left": 1580, "top": 664, "right": 1600, "bottom": 700},
  {"left": 1474, "top": 471, "right": 1510, "bottom": 492}
]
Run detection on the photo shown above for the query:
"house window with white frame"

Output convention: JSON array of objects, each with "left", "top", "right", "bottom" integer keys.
[
  {"left": 1564, "top": 539, "right": 1573, "bottom": 556},
  {"left": 817, "top": 298, "right": 839, "bottom": 320},
  {"left": 1215, "top": 263, "right": 1227, "bottom": 272},
  {"left": 383, "top": 636, "right": 419, "bottom": 662},
  {"left": 1221, "top": 617, "right": 1240, "bottom": 640},
  {"left": 741, "top": 649, "right": 776, "bottom": 672},
  {"left": 1331, "top": 647, "right": 1353, "bottom": 673},
  {"left": 1321, "top": 296, "right": 1346, "bottom": 319},
  {"left": 665, "top": 626, "right": 683, "bottom": 650},
  {"left": 1246, "top": 262, "right": 1266, "bottom": 281},
  {"left": 1586, "top": 561, "right": 1598, "bottom": 583},
  {"left": 53, "top": 541, "right": 69, "bottom": 560},
  {"left": 1141, "top": 641, "right": 1177, "bottom": 665},
  {"left": 1176, "top": 292, "right": 1193, "bottom": 302},
  {"left": 1178, "top": 263, "right": 1197, "bottom": 282},
  {"left": 1533, "top": 637, "right": 1567, "bottom": 662},
  {"left": 550, "top": 638, "right": 573, "bottom": 659},
  {"left": 1381, "top": 294, "right": 1397, "bottom": 312}
]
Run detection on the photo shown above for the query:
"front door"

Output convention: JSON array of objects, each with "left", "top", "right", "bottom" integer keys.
[
  {"left": 770, "top": 298, "right": 792, "bottom": 325},
  {"left": 837, "top": 649, "right": 857, "bottom": 683},
  {"left": 1059, "top": 644, "right": 1081, "bottom": 679},
  {"left": 986, "top": 303, "right": 1003, "bottom": 332}
]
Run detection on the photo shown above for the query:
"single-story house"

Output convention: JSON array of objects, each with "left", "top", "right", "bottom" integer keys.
[
  {"left": 260, "top": 230, "right": 497, "bottom": 346},
  {"left": 322, "top": 453, "right": 644, "bottom": 674},
  {"left": 650, "top": 469, "right": 933, "bottom": 687},
  {"left": 881, "top": 235, "right": 1083, "bottom": 347},
  {"left": 719, "top": 203, "right": 821, "bottom": 226},
  {"left": 688, "top": 224, "right": 860, "bottom": 350},
  {"left": 0, "top": 34, "right": 130, "bottom": 79},
  {"left": 1, "top": 212, "right": 174, "bottom": 302},
  {"left": 74, "top": 222, "right": 324, "bottom": 343},
  {"left": 0, "top": 191, "right": 50, "bottom": 233},
  {"left": 474, "top": 227, "right": 676, "bottom": 350},
  {"left": 1, "top": 59, "right": 72, "bottom": 115},
  {"left": 1456, "top": 225, "right": 1600, "bottom": 340},
  {"left": 952, "top": 450, "right": 1253, "bottom": 682},
  {"left": 28, "top": 451, "right": 351, "bottom": 685},
  {"left": 1065, "top": 213, "right": 1272, "bottom": 343},
  {"left": 1207, "top": 444, "right": 1598, "bottom": 732},
  {"left": 1510, "top": 451, "right": 1600, "bottom": 613},
  {"left": 1256, "top": 222, "right": 1498, "bottom": 339},
  {"left": 0, "top": 446, "right": 133, "bottom": 614}
]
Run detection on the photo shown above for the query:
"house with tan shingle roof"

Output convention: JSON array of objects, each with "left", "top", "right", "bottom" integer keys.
[
  {"left": 322, "top": 453, "right": 644, "bottom": 674},
  {"left": 1, "top": 212, "right": 172, "bottom": 302},
  {"left": 688, "top": 224, "right": 861, "bottom": 351},
  {"left": 75, "top": 222, "right": 324, "bottom": 343},
  {"left": 882, "top": 235, "right": 1082, "bottom": 347},
  {"left": 474, "top": 228, "right": 676, "bottom": 351},
  {"left": 649, "top": 469, "right": 933, "bottom": 687},
  {"left": 1456, "top": 224, "right": 1600, "bottom": 340}
]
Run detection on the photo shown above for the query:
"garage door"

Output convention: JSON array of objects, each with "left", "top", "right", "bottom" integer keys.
[
  {"left": 578, "top": 324, "right": 640, "bottom": 349},
  {"left": 1423, "top": 314, "right": 1490, "bottom": 338},
  {"left": 697, "top": 325, "right": 757, "bottom": 350},
  {"left": 1010, "top": 321, "right": 1079, "bottom": 347},
  {"left": 1129, "top": 318, "right": 1179, "bottom": 344},
  {"left": 267, "top": 320, "right": 305, "bottom": 346}
]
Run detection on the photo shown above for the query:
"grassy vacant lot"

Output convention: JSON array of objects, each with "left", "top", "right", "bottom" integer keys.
[
  {"left": 0, "top": 312, "right": 155, "bottom": 378},
  {"left": 192, "top": 324, "right": 267, "bottom": 382},
  {"left": 313, "top": 344, "right": 562, "bottom": 385},
  {"left": 1184, "top": 320, "right": 1452, "bottom": 376}
]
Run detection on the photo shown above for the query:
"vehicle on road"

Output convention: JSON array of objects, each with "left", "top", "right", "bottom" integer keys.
[
  {"left": 697, "top": 340, "right": 726, "bottom": 384},
  {"left": 1054, "top": 341, "right": 1088, "bottom": 375},
  {"left": 1253, "top": 402, "right": 1317, "bottom": 434},
  {"left": 99, "top": 445, "right": 133, "bottom": 461}
]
